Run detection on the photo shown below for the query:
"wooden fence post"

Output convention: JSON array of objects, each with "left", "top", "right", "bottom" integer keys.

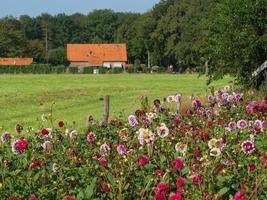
[{"left": 103, "top": 95, "right": 110, "bottom": 124}]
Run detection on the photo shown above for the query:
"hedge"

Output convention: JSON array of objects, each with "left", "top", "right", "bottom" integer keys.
[
  {"left": 0, "top": 64, "right": 66, "bottom": 74},
  {"left": 68, "top": 67, "right": 78, "bottom": 74},
  {"left": 83, "top": 67, "right": 94, "bottom": 74}
]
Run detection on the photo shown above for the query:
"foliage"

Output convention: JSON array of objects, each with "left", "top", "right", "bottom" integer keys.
[
  {"left": 48, "top": 48, "right": 67, "bottom": 66},
  {"left": 0, "top": 89, "right": 266, "bottom": 199},
  {"left": 201, "top": 0, "right": 267, "bottom": 87},
  {"left": 83, "top": 67, "right": 94, "bottom": 74},
  {"left": 69, "top": 67, "right": 78, "bottom": 74}
]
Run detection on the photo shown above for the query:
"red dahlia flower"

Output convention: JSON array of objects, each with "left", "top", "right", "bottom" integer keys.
[
  {"left": 8, "top": 197, "right": 20, "bottom": 200},
  {"left": 172, "top": 157, "right": 184, "bottom": 171},
  {"left": 102, "top": 183, "right": 110, "bottom": 193},
  {"left": 65, "top": 196, "right": 74, "bottom": 200},
  {"left": 156, "top": 183, "right": 170, "bottom": 195},
  {"left": 176, "top": 177, "right": 185, "bottom": 188},
  {"left": 234, "top": 192, "right": 247, "bottom": 200},
  {"left": 154, "top": 192, "right": 166, "bottom": 200},
  {"left": 28, "top": 196, "right": 38, "bottom": 200},
  {"left": 168, "top": 193, "right": 183, "bottom": 200},
  {"left": 11, "top": 139, "right": 28, "bottom": 155},
  {"left": 58, "top": 120, "right": 64, "bottom": 127},
  {"left": 138, "top": 155, "right": 149, "bottom": 167},
  {"left": 155, "top": 169, "right": 163, "bottom": 179}
]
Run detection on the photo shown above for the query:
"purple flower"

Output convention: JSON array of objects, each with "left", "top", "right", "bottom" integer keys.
[
  {"left": 233, "top": 92, "right": 243, "bottom": 101},
  {"left": 175, "top": 94, "right": 182, "bottom": 103},
  {"left": 128, "top": 115, "right": 139, "bottom": 127},
  {"left": 237, "top": 120, "right": 247, "bottom": 129},
  {"left": 1, "top": 132, "right": 11, "bottom": 142},
  {"left": 241, "top": 140, "right": 255, "bottom": 154},
  {"left": 86, "top": 132, "right": 96, "bottom": 143},
  {"left": 228, "top": 121, "right": 237, "bottom": 131},
  {"left": 208, "top": 95, "right": 216, "bottom": 103},
  {"left": 254, "top": 120, "right": 263, "bottom": 129},
  {"left": 87, "top": 115, "right": 94, "bottom": 125},
  {"left": 192, "top": 99, "right": 201, "bottom": 109},
  {"left": 116, "top": 144, "right": 127, "bottom": 155},
  {"left": 42, "top": 141, "right": 52, "bottom": 150}
]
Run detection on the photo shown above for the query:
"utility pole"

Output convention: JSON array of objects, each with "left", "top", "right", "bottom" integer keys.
[
  {"left": 45, "top": 25, "right": 48, "bottom": 64},
  {"left": 147, "top": 50, "right": 151, "bottom": 68}
]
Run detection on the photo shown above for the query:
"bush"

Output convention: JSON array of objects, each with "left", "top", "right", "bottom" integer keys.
[
  {"left": 69, "top": 67, "right": 78, "bottom": 74},
  {"left": 83, "top": 67, "right": 94, "bottom": 74},
  {"left": 127, "top": 67, "right": 137, "bottom": 73},
  {"left": 53, "top": 65, "right": 66, "bottom": 74},
  {"left": 112, "top": 67, "right": 123, "bottom": 74},
  {"left": 151, "top": 65, "right": 159, "bottom": 72},
  {"left": 99, "top": 67, "right": 109, "bottom": 74}
]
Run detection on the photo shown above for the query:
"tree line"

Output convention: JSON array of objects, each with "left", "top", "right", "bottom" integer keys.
[{"left": 0, "top": 0, "right": 266, "bottom": 86}]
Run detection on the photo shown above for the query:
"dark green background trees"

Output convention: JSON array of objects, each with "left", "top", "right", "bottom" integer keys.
[{"left": 0, "top": 0, "right": 266, "bottom": 86}]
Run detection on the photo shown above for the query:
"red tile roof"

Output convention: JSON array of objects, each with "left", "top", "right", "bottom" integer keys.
[
  {"left": 0, "top": 58, "right": 33, "bottom": 65},
  {"left": 67, "top": 44, "right": 127, "bottom": 65}
]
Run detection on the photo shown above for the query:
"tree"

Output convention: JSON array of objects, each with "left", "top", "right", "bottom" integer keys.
[
  {"left": 202, "top": 0, "right": 267, "bottom": 86},
  {"left": 48, "top": 48, "right": 67, "bottom": 66}
]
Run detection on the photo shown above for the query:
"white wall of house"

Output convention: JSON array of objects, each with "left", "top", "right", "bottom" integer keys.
[{"left": 103, "top": 62, "right": 124, "bottom": 68}]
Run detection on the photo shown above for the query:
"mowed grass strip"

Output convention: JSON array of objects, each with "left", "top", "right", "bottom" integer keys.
[{"left": 0, "top": 74, "right": 231, "bottom": 131}]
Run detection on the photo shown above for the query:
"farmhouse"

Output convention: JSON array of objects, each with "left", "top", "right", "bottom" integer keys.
[
  {"left": 0, "top": 58, "right": 33, "bottom": 65},
  {"left": 67, "top": 44, "right": 127, "bottom": 70}
]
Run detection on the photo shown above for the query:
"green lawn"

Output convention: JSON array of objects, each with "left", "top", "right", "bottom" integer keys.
[{"left": 0, "top": 74, "right": 231, "bottom": 132}]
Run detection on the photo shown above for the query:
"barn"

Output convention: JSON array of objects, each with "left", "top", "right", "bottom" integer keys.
[
  {"left": 67, "top": 44, "right": 127, "bottom": 71},
  {"left": 0, "top": 58, "right": 33, "bottom": 65}
]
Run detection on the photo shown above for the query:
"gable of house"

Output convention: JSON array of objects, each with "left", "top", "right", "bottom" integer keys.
[{"left": 67, "top": 44, "right": 127, "bottom": 65}]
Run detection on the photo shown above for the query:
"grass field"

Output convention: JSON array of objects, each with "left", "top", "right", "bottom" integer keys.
[{"left": 0, "top": 74, "right": 231, "bottom": 132}]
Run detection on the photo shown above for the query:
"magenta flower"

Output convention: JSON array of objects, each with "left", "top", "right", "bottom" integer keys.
[
  {"left": 28, "top": 196, "right": 38, "bottom": 200},
  {"left": 192, "top": 173, "right": 201, "bottom": 186},
  {"left": 241, "top": 140, "right": 255, "bottom": 154},
  {"left": 128, "top": 115, "right": 139, "bottom": 127},
  {"left": 234, "top": 191, "right": 247, "bottom": 200},
  {"left": 172, "top": 157, "right": 184, "bottom": 171},
  {"left": 176, "top": 177, "right": 185, "bottom": 188},
  {"left": 237, "top": 120, "right": 248, "bottom": 129},
  {"left": 156, "top": 183, "right": 170, "bottom": 195},
  {"left": 138, "top": 155, "right": 149, "bottom": 167}
]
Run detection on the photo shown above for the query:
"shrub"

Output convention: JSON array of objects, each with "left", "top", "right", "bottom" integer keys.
[
  {"left": 152, "top": 65, "right": 159, "bottom": 72},
  {"left": 99, "top": 67, "right": 109, "bottom": 74},
  {"left": 83, "top": 67, "right": 94, "bottom": 74},
  {"left": 69, "top": 67, "right": 78, "bottom": 74},
  {"left": 127, "top": 67, "right": 137, "bottom": 73},
  {"left": 112, "top": 67, "right": 123, "bottom": 74}
]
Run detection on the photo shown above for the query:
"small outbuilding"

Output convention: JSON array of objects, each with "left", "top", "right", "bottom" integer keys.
[{"left": 0, "top": 58, "right": 33, "bottom": 65}]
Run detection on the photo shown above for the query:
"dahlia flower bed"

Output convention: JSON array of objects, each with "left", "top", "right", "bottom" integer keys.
[{"left": 0, "top": 89, "right": 266, "bottom": 200}]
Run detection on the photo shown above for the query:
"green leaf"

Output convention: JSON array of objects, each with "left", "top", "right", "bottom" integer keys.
[
  {"left": 218, "top": 187, "right": 229, "bottom": 196},
  {"left": 181, "top": 166, "right": 189, "bottom": 176},
  {"left": 85, "top": 177, "right": 97, "bottom": 198}
]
